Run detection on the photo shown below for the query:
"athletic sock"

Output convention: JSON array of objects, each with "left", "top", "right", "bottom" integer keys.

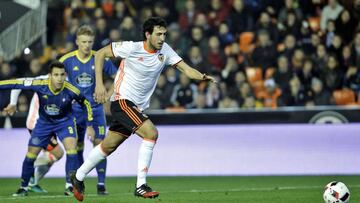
[
  {"left": 136, "top": 139, "right": 155, "bottom": 188},
  {"left": 65, "top": 150, "right": 78, "bottom": 184},
  {"left": 76, "top": 144, "right": 106, "bottom": 181},
  {"left": 96, "top": 158, "right": 107, "bottom": 185},
  {"left": 21, "top": 153, "right": 37, "bottom": 188}
]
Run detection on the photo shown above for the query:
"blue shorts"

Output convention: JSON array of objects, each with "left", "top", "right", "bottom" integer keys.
[
  {"left": 74, "top": 105, "right": 106, "bottom": 143},
  {"left": 29, "top": 117, "right": 77, "bottom": 148}
]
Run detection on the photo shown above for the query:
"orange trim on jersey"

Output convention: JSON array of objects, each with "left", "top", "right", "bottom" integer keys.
[
  {"left": 119, "top": 100, "right": 142, "bottom": 125},
  {"left": 143, "top": 41, "right": 157, "bottom": 54},
  {"left": 172, "top": 59, "right": 183, "bottom": 67},
  {"left": 115, "top": 60, "right": 125, "bottom": 96},
  {"left": 27, "top": 94, "right": 39, "bottom": 130}
]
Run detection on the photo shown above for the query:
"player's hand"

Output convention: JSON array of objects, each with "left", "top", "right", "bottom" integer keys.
[
  {"left": 3, "top": 104, "right": 17, "bottom": 116},
  {"left": 94, "top": 83, "right": 107, "bottom": 103},
  {"left": 203, "top": 74, "right": 218, "bottom": 84},
  {"left": 86, "top": 126, "right": 95, "bottom": 143}
]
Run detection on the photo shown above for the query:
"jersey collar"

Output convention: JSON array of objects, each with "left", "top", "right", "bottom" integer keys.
[
  {"left": 143, "top": 41, "right": 157, "bottom": 54},
  {"left": 48, "top": 80, "right": 65, "bottom": 95},
  {"left": 75, "top": 50, "right": 95, "bottom": 63}
]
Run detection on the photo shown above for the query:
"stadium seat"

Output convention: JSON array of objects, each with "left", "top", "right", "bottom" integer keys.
[
  {"left": 333, "top": 88, "right": 356, "bottom": 105},
  {"left": 239, "top": 32, "right": 255, "bottom": 54}
]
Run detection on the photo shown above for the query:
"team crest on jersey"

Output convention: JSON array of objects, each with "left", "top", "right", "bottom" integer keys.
[
  {"left": 73, "top": 66, "right": 79, "bottom": 71},
  {"left": 44, "top": 104, "right": 60, "bottom": 115},
  {"left": 23, "top": 79, "right": 33, "bottom": 86},
  {"left": 158, "top": 54, "right": 164, "bottom": 62},
  {"left": 76, "top": 72, "right": 94, "bottom": 87}
]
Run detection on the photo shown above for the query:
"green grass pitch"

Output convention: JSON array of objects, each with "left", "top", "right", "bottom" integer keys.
[{"left": 0, "top": 176, "right": 358, "bottom": 203}]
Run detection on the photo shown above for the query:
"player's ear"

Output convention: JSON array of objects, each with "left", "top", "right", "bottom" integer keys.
[{"left": 145, "top": 31, "right": 151, "bottom": 39}]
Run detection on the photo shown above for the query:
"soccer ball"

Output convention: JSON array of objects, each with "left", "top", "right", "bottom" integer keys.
[{"left": 323, "top": 181, "right": 350, "bottom": 203}]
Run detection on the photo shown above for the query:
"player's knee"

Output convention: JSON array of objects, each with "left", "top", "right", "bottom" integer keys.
[
  {"left": 144, "top": 127, "right": 158, "bottom": 141},
  {"left": 52, "top": 146, "right": 64, "bottom": 160}
]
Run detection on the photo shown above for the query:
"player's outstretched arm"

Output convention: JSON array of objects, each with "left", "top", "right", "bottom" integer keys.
[
  {"left": 175, "top": 61, "right": 217, "bottom": 83},
  {"left": 94, "top": 44, "right": 114, "bottom": 103}
]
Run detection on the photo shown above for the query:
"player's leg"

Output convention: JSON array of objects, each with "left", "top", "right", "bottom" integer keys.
[
  {"left": 56, "top": 120, "right": 79, "bottom": 195},
  {"left": 13, "top": 129, "right": 51, "bottom": 197},
  {"left": 93, "top": 111, "right": 108, "bottom": 195},
  {"left": 30, "top": 135, "right": 64, "bottom": 193},
  {"left": 72, "top": 130, "right": 129, "bottom": 201},
  {"left": 133, "top": 119, "right": 159, "bottom": 198}
]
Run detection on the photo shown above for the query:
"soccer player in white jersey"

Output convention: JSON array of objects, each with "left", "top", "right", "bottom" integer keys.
[
  {"left": 3, "top": 75, "right": 64, "bottom": 193},
  {"left": 70, "top": 17, "right": 216, "bottom": 201}
]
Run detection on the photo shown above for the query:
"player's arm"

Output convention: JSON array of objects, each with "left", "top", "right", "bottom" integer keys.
[
  {"left": 3, "top": 89, "right": 22, "bottom": 115},
  {"left": 0, "top": 78, "right": 43, "bottom": 91},
  {"left": 175, "top": 61, "right": 217, "bottom": 83},
  {"left": 94, "top": 44, "right": 114, "bottom": 103}
]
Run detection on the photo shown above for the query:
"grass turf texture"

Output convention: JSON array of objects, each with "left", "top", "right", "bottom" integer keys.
[{"left": 0, "top": 176, "right": 358, "bottom": 203}]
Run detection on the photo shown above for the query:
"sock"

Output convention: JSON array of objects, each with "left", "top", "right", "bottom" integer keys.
[
  {"left": 65, "top": 150, "right": 78, "bottom": 184},
  {"left": 31, "top": 164, "right": 51, "bottom": 186},
  {"left": 65, "top": 182, "right": 72, "bottom": 189},
  {"left": 77, "top": 149, "right": 84, "bottom": 166},
  {"left": 76, "top": 144, "right": 106, "bottom": 181},
  {"left": 96, "top": 158, "right": 107, "bottom": 185},
  {"left": 136, "top": 139, "right": 155, "bottom": 188},
  {"left": 21, "top": 153, "right": 37, "bottom": 188},
  {"left": 31, "top": 151, "right": 57, "bottom": 186}
]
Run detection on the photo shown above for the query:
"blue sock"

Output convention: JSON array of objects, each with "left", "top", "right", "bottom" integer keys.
[
  {"left": 77, "top": 150, "right": 84, "bottom": 166},
  {"left": 96, "top": 158, "right": 107, "bottom": 185},
  {"left": 21, "top": 156, "right": 36, "bottom": 188},
  {"left": 65, "top": 152, "right": 78, "bottom": 184}
]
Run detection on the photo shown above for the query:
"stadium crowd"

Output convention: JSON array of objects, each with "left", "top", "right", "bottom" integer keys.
[{"left": 1, "top": 0, "right": 360, "bottom": 113}]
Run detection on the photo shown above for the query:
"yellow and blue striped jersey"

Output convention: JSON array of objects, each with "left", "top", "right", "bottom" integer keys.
[{"left": 0, "top": 78, "right": 93, "bottom": 123}]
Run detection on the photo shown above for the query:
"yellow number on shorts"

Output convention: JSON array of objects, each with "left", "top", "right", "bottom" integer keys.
[
  {"left": 68, "top": 126, "right": 74, "bottom": 134},
  {"left": 98, "top": 126, "right": 105, "bottom": 135}
]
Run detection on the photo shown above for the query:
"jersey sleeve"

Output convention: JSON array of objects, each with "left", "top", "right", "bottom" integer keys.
[
  {"left": 0, "top": 78, "right": 45, "bottom": 91},
  {"left": 103, "top": 59, "right": 118, "bottom": 76},
  {"left": 163, "top": 43, "right": 182, "bottom": 66},
  {"left": 111, "top": 41, "right": 134, "bottom": 58},
  {"left": 74, "top": 93, "right": 93, "bottom": 123}
]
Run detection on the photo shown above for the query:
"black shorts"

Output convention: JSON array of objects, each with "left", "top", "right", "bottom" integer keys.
[
  {"left": 108, "top": 99, "right": 149, "bottom": 136},
  {"left": 28, "top": 129, "right": 58, "bottom": 151}
]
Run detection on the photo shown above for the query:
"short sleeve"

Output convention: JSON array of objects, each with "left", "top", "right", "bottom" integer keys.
[
  {"left": 162, "top": 43, "right": 182, "bottom": 66},
  {"left": 111, "top": 41, "right": 134, "bottom": 58}
]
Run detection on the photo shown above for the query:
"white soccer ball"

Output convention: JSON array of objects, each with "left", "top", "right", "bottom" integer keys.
[{"left": 323, "top": 181, "right": 350, "bottom": 203}]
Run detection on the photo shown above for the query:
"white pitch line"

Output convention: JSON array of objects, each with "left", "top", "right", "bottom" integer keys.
[{"left": 1, "top": 185, "right": 360, "bottom": 200}]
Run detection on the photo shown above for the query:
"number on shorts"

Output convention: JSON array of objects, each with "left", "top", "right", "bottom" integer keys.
[
  {"left": 98, "top": 126, "right": 105, "bottom": 135},
  {"left": 68, "top": 126, "right": 74, "bottom": 134}
]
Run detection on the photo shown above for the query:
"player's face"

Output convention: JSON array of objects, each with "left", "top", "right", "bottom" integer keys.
[
  {"left": 76, "top": 34, "right": 94, "bottom": 56},
  {"left": 147, "top": 26, "right": 167, "bottom": 50},
  {"left": 49, "top": 67, "right": 66, "bottom": 91}
]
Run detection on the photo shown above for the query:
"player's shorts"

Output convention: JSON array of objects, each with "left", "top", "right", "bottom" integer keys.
[
  {"left": 29, "top": 118, "right": 77, "bottom": 148},
  {"left": 74, "top": 105, "right": 107, "bottom": 142},
  {"left": 108, "top": 99, "right": 149, "bottom": 136},
  {"left": 28, "top": 129, "right": 58, "bottom": 151}
]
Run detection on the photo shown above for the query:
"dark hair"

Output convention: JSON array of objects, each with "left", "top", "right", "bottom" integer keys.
[
  {"left": 48, "top": 61, "right": 65, "bottom": 73},
  {"left": 142, "top": 17, "right": 167, "bottom": 40}
]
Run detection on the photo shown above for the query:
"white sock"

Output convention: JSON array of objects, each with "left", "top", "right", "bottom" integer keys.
[
  {"left": 31, "top": 164, "right": 51, "bottom": 186},
  {"left": 76, "top": 144, "right": 106, "bottom": 181},
  {"left": 65, "top": 182, "right": 72, "bottom": 189},
  {"left": 136, "top": 139, "right": 155, "bottom": 188}
]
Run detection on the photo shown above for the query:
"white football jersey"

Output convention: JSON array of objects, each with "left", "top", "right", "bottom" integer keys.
[{"left": 110, "top": 41, "right": 182, "bottom": 110}]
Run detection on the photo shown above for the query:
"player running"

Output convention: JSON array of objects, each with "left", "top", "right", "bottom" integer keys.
[
  {"left": 3, "top": 74, "right": 64, "bottom": 193},
  {"left": 0, "top": 61, "right": 93, "bottom": 197},
  {"left": 70, "top": 17, "right": 216, "bottom": 201},
  {"left": 59, "top": 25, "right": 117, "bottom": 195}
]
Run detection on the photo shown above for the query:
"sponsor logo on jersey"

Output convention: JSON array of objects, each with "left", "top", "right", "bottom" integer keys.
[
  {"left": 76, "top": 72, "right": 94, "bottom": 87},
  {"left": 44, "top": 104, "right": 61, "bottom": 115},
  {"left": 73, "top": 66, "right": 79, "bottom": 71},
  {"left": 158, "top": 54, "right": 164, "bottom": 62}
]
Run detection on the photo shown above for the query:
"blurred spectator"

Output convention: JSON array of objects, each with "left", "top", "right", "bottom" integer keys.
[
  {"left": 257, "top": 78, "right": 283, "bottom": 108},
  {"left": 278, "top": 0, "right": 303, "bottom": 24},
  {"left": 251, "top": 29, "right": 277, "bottom": 71},
  {"left": 178, "top": 0, "right": 199, "bottom": 31},
  {"left": 194, "top": 93, "right": 211, "bottom": 109},
  {"left": 17, "top": 94, "right": 29, "bottom": 113},
  {"left": 312, "top": 44, "right": 328, "bottom": 75},
  {"left": 297, "top": 58, "right": 316, "bottom": 91},
  {"left": 327, "top": 34, "right": 343, "bottom": 60},
  {"left": 335, "top": 9, "right": 357, "bottom": 44},
  {"left": 350, "top": 32, "right": 360, "bottom": 68},
  {"left": 279, "top": 34, "right": 297, "bottom": 61},
  {"left": 184, "top": 45, "right": 211, "bottom": 74},
  {"left": 278, "top": 11, "right": 302, "bottom": 40},
  {"left": 150, "top": 74, "right": 174, "bottom": 109},
  {"left": 205, "top": 82, "right": 221, "bottom": 108},
  {"left": 306, "top": 77, "right": 333, "bottom": 106},
  {"left": 24, "top": 58, "right": 45, "bottom": 77},
  {"left": 193, "top": 13, "right": 212, "bottom": 34},
  {"left": 273, "top": 55, "right": 293, "bottom": 91},
  {"left": 221, "top": 57, "right": 239, "bottom": 87},
  {"left": 320, "top": 0, "right": 343, "bottom": 31},
  {"left": 325, "top": 19, "right": 336, "bottom": 48},
  {"left": 188, "top": 26, "right": 208, "bottom": 53},
  {"left": 206, "top": 0, "right": 230, "bottom": 30},
  {"left": 93, "top": 17, "right": 109, "bottom": 50},
  {"left": 254, "top": 11, "right": 279, "bottom": 44},
  {"left": 170, "top": 73, "right": 198, "bottom": 108},
  {"left": 218, "top": 94, "right": 239, "bottom": 109},
  {"left": 344, "top": 66, "right": 360, "bottom": 95},
  {"left": 320, "top": 55, "right": 344, "bottom": 91},
  {"left": 119, "top": 16, "right": 139, "bottom": 41},
  {"left": 228, "top": 0, "right": 254, "bottom": 36},
  {"left": 283, "top": 75, "right": 307, "bottom": 106},
  {"left": 291, "top": 48, "right": 305, "bottom": 72},
  {"left": 167, "top": 23, "right": 188, "bottom": 57},
  {"left": 207, "top": 35, "right": 226, "bottom": 73}
]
